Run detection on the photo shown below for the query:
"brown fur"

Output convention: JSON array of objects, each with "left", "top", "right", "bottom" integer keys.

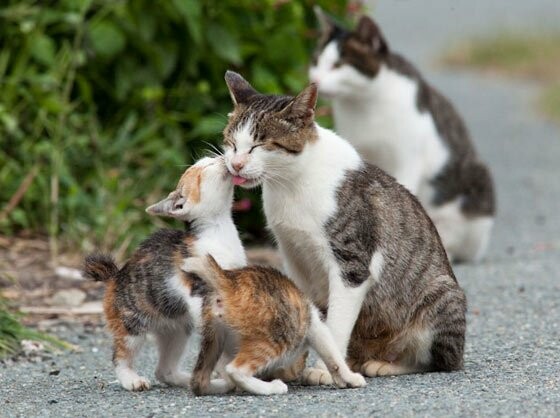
[{"left": 178, "top": 166, "right": 203, "bottom": 204}]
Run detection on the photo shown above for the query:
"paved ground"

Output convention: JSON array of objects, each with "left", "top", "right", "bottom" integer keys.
[{"left": 2, "top": 1, "right": 560, "bottom": 417}]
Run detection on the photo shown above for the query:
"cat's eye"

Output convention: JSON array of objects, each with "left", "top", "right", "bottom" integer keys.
[
  {"left": 249, "top": 144, "right": 263, "bottom": 154},
  {"left": 332, "top": 61, "right": 342, "bottom": 69}
]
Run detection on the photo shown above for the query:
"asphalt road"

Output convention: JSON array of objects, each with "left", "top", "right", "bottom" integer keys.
[{"left": 2, "top": 1, "right": 560, "bottom": 417}]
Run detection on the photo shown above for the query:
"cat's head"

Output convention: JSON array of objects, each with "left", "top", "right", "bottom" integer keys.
[
  {"left": 309, "top": 7, "right": 389, "bottom": 98},
  {"left": 222, "top": 71, "right": 318, "bottom": 189},
  {"left": 146, "top": 156, "right": 233, "bottom": 221}
]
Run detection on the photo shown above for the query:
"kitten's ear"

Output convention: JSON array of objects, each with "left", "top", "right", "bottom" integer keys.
[
  {"left": 279, "top": 84, "right": 318, "bottom": 124},
  {"left": 314, "top": 6, "right": 338, "bottom": 35},
  {"left": 355, "top": 16, "right": 388, "bottom": 54},
  {"left": 224, "top": 71, "right": 258, "bottom": 106},
  {"left": 146, "top": 192, "right": 187, "bottom": 219}
]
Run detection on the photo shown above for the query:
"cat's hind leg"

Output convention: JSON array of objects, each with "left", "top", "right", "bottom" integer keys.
[
  {"left": 155, "top": 326, "right": 192, "bottom": 387},
  {"left": 113, "top": 333, "right": 150, "bottom": 391},
  {"left": 224, "top": 341, "right": 289, "bottom": 395}
]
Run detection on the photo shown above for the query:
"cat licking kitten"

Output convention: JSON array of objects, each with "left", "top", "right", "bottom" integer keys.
[
  {"left": 309, "top": 8, "right": 495, "bottom": 263},
  {"left": 222, "top": 70, "right": 467, "bottom": 383}
]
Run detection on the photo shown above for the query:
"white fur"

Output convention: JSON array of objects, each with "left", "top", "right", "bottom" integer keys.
[
  {"left": 310, "top": 42, "right": 493, "bottom": 262},
  {"left": 115, "top": 336, "right": 150, "bottom": 391},
  {"left": 369, "top": 251, "right": 384, "bottom": 283}
]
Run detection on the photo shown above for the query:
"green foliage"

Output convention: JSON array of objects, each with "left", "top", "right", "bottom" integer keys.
[
  {"left": 0, "top": 0, "right": 352, "bottom": 255},
  {"left": 0, "top": 297, "right": 71, "bottom": 357}
]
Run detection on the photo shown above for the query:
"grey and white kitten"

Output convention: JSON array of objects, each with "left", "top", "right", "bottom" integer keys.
[
  {"left": 309, "top": 8, "right": 496, "bottom": 263},
  {"left": 221, "top": 70, "right": 467, "bottom": 383}
]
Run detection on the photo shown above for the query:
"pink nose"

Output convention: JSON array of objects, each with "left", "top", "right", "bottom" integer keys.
[
  {"left": 231, "top": 155, "right": 247, "bottom": 172},
  {"left": 232, "top": 161, "right": 245, "bottom": 172}
]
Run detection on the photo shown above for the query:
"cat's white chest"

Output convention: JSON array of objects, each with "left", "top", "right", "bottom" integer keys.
[{"left": 332, "top": 66, "right": 449, "bottom": 195}]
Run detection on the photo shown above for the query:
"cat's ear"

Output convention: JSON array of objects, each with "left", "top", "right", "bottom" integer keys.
[
  {"left": 224, "top": 71, "right": 258, "bottom": 106},
  {"left": 314, "top": 6, "right": 338, "bottom": 35},
  {"left": 146, "top": 192, "right": 188, "bottom": 219},
  {"left": 355, "top": 16, "right": 388, "bottom": 54},
  {"left": 278, "top": 84, "right": 318, "bottom": 124}
]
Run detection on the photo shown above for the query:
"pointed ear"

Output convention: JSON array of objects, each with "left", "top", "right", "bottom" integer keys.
[
  {"left": 224, "top": 71, "right": 258, "bottom": 105},
  {"left": 314, "top": 5, "right": 338, "bottom": 35},
  {"left": 146, "top": 192, "right": 187, "bottom": 218},
  {"left": 355, "top": 16, "right": 388, "bottom": 54},
  {"left": 279, "top": 84, "right": 318, "bottom": 123}
]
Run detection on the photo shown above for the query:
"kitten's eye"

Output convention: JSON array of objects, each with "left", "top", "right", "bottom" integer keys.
[
  {"left": 248, "top": 144, "right": 263, "bottom": 154},
  {"left": 332, "top": 61, "right": 342, "bottom": 70},
  {"left": 173, "top": 203, "right": 183, "bottom": 210}
]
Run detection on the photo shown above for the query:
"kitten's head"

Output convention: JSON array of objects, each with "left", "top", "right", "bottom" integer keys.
[
  {"left": 146, "top": 156, "right": 233, "bottom": 221},
  {"left": 222, "top": 71, "right": 318, "bottom": 189},
  {"left": 309, "top": 7, "right": 389, "bottom": 98}
]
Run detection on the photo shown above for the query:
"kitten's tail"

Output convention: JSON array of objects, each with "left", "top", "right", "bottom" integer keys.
[
  {"left": 182, "top": 254, "right": 228, "bottom": 290},
  {"left": 83, "top": 253, "right": 119, "bottom": 282}
]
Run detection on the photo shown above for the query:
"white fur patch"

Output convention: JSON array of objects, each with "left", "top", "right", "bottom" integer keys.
[
  {"left": 233, "top": 118, "right": 254, "bottom": 152},
  {"left": 168, "top": 274, "right": 203, "bottom": 329},
  {"left": 368, "top": 251, "right": 384, "bottom": 282}
]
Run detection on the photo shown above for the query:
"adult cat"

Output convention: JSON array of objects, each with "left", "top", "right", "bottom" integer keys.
[
  {"left": 221, "top": 71, "right": 467, "bottom": 382},
  {"left": 309, "top": 9, "right": 495, "bottom": 263}
]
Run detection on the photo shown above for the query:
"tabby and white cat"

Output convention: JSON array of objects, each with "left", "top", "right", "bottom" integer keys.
[
  {"left": 222, "top": 71, "right": 467, "bottom": 383},
  {"left": 83, "top": 157, "right": 246, "bottom": 391},
  {"left": 309, "top": 8, "right": 495, "bottom": 263}
]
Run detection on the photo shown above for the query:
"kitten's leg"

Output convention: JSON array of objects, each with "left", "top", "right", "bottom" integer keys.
[
  {"left": 306, "top": 308, "right": 366, "bottom": 388},
  {"left": 361, "top": 360, "right": 417, "bottom": 376},
  {"left": 191, "top": 324, "right": 234, "bottom": 396},
  {"left": 224, "top": 341, "right": 289, "bottom": 395},
  {"left": 154, "top": 326, "right": 191, "bottom": 387},
  {"left": 304, "top": 272, "right": 371, "bottom": 385},
  {"left": 113, "top": 334, "right": 150, "bottom": 391}
]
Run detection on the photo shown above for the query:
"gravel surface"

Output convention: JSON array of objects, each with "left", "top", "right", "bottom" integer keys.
[{"left": 2, "top": 1, "right": 560, "bottom": 417}]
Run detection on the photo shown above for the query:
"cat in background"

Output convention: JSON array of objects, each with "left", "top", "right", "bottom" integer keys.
[
  {"left": 182, "top": 254, "right": 366, "bottom": 395},
  {"left": 83, "top": 157, "right": 246, "bottom": 391},
  {"left": 309, "top": 8, "right": 495, "bottom": 263},
  {"left": 222, "top": 70, "right": 467, "bottom": 383}
]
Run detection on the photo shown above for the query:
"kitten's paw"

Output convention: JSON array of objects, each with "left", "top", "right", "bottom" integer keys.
[
  {"left": 121, "top": 375, "right": 151, "bottom": 392},
  {"left": 362, "top": 360, "right": 411, "bottom": 377},
  {"left": 342, "top": 372, "right": 367, "bottom": 388},
  {"left": 268, "top": 379, "right": 289, "bottom": 395},
  {"left": 206, "top": 378, "right": 236, "bottom": 395},
  {"left": 156, "top": 371, "right": 191, "bottom": 387},
  {"left": 302, "top": 367, "right": 333, "bottom": 386}
]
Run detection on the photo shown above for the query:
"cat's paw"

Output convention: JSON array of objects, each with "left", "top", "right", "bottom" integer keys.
[
  {"left": 302, "top": 367, "right": 333, "bottom": 386},
  {"left": 121, "top": 375, "right": 151, "bottom": 392},
  {"left": 342, "top": 372, "right": 367, "bottom": 388},
  {"left": 361, "top": 360, "right": 411, "bottom": 377},
  {"left": 268, "top": 379, "right": 288, "bottom": 395},
  {"left": 207, "top": 378, "right": 236, "bottom": 395},
  {"left": 156, "top": 371, "right": 191, "bottom": 387}
]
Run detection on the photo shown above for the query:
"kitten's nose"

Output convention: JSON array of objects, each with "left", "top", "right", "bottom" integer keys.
[{"left": 231, "top": 155, "right": 247, "bottom": 173}]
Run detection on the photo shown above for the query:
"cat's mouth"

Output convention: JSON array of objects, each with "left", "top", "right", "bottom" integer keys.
[{"left": 232, "top": 175, "right": 262, "bottom": 189}]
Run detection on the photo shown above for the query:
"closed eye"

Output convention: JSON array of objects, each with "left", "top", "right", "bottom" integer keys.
[{"left": 249, "top": 144, "right": 263, "bottom": 153}]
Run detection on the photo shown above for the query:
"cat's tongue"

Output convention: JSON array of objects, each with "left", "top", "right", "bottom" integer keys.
[{"left": 232, "top": 176, "right": 247, "bottom": 186}]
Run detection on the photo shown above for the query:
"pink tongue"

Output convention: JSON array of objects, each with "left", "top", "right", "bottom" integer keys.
[{"left": 232, "top": 176, "right": 247, "bottom": 186}]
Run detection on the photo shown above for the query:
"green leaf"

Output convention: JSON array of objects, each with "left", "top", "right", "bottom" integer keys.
[
  {"left": 88, "top": 21, "right": 126, "bottom": 58},
  {"left": 206, "top": 24, "right": 241, "bottom": 65},
  {"left": 30, "top": 34, "right": 56, "bottom": 65},
  {"left": 191, "top": 115, "right": 226, "bottom": 136},
  {"left": 172, "top": 0, "right": 202, "bottom": 44}
]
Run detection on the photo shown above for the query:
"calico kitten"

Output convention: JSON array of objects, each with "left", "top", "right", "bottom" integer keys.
[
  {"left": 221, "top": 71, "right": 467, "bottom": 384},
  {"left": 309, "top": 8, "right": 495, "bottom": 263},
  {"left": 182, "top": 255, "right": 366, "bottom": 395},
  {"left": 83, "top": 157, "right": 246, "bottom": 391}
]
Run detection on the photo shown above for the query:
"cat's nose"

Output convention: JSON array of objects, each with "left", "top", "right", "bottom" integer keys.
[{"left": 231, "top": 155, "right": 247, "bottom": 173}]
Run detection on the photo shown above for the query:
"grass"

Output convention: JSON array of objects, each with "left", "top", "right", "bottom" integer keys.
[
  {"left": 442, "top": 32, "right": 560, "bottom": 123},
  {"left": 0, "top": 297, "right": 72, "bottom": 358}
]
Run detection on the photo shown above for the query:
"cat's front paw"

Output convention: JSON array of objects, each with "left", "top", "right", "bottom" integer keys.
[
  {"left": 341, "top": 372, "right": 367, "bottom": 388},
  {"left": 268, "top": 379, "right": 289, "bottom": 395},
  {"left": 156, "top": 371, "right": 191, "bottom": 387},
  {"left": 121, "top": 375, "right": 151, "bottom": 392},
  {"left": 302, "top": 367, "right": 333, "bottom": 386}
]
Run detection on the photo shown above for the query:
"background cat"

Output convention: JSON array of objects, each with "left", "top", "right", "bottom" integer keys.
[
  {"left": 309, "top": 8, "right": 496, "bottom": 263},
  {"left": 221, "top": 70, "right": 467, "bottom": 383},
  {"left": 82, "top": 157, "right": 246, "bottom": 391}
]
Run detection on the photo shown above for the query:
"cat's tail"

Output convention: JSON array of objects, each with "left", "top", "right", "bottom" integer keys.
[
  {"left": 83, "top": 253, "right": 119, "bottom": 282},
  {"left": 182, "top": 254, "right": 228, "bottom": 291}
]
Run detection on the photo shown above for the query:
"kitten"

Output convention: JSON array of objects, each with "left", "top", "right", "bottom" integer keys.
[
  {"left": 182, "top": 254, "right": 366, "bottom": 395},
  {"left": 221, "top": 71, "right": 467, "bottom": 384},
  {"left": 82, "top": 157, "right": 246, "bottom": 391},
  {"left": 309, "top": 8, "right": 496, "bottom": 263}
]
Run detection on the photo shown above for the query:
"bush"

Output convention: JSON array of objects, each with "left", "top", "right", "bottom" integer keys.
[{"left": 0, "top": 0, "right": 355, "bottom": 257}]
